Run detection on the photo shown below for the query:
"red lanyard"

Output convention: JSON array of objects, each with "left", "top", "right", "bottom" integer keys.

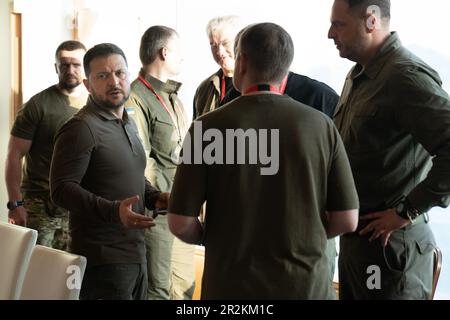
[
  {"left": 138, "top": 75, "right": 185, "bottom": 130},
  {"left": 279, "top": 75, "right": 288, "bottom": 94},
  {"left": 220, "top": 74, "right": 226, "bottom": 102},
  {"left": 243, "top": 75, "right": 288, "bottom": 95}
]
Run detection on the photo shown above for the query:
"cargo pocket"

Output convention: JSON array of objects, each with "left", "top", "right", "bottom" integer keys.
[
  {"left": 401, "top": 240, "right": 435, "bottom": 299},
  {"left": 152, "top": 117, "right": 177, "bottom": 155},
  {"left": 382, "top": 235, "right": 407, "bottom": 274},
  {"left": 415, "top": 240, "right": 435, "bottom": 255}
]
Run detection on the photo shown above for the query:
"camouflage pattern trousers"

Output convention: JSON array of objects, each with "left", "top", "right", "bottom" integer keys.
[{"left": 24, "top": 196, "right": 69, "bottom": 251}]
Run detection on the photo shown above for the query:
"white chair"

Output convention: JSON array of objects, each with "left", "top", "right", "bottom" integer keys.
[
  {"left": 20, "top": 245, "right": 87, "bottom": 300},
  {"left": 0, "top": 221, "right": 38, "bottom": 300}
]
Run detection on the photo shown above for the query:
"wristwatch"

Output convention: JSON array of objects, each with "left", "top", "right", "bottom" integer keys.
[
  {"left": 7, "top": 200, "right": 25, "bottom": 211},
  {"left": 395, "top": 200, "right": 420, "bottom": 223}
]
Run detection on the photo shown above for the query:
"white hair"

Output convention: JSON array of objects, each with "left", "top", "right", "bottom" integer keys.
[{"left": 206, "top": 15, "right": 243, "bottom": 39}]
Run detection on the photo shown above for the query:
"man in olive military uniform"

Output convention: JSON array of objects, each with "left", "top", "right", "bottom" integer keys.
[
  {"left": 328, "top": 0, "right": 450, "bottom": 299},
  {"left": 5, "top": 40, "right": 87, "bottom": 250},
  {"left": 125, "top": 26, "right": 195, "bottom": 300},
  {"left": 168, "top": 23, "right": 359, "bottom": 299}
]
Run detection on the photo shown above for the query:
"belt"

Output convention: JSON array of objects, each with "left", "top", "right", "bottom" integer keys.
[
  {"left": 411, "top": 212, "right": 429, "bottom": 225},
  {"left": 353, "top": 211, "right": 430, "bottom": 234}
]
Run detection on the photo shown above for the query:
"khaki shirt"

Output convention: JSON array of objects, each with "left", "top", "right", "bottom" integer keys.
[
  {"left": 193, "top": 69, "right": 222, "bottom": 119},
  {"left": 334, "top": 32, "right": 450, "bottom": 214},
  {"left": 126, "top": 70, "right": 188, "bottom": 192}
]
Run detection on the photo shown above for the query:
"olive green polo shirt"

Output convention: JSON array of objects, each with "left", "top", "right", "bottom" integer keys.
[
  {"left": 126, "top": 70, "right": 188, "bottom": 192},
  {"left": 11, "top": 85, "right": 86, "bottom": 197},
  {"left": 334, "top": 32, "right": 450, "bottom": 214},
  {"left": 169, "top": 94, "right": 359, "bottom": 299},
  {"left": 50, "top": 97, "right": 161, "bottom": 266}
]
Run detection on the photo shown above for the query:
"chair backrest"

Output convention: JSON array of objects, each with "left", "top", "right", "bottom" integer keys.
[
  {"left": 430, "top": 246, "right": 442, "bottom": 300},
  {"left": 0, "top": 222, "right": 37, "bottom": 299},
  {"left": 19, "top": 245, "right": 87, "bottom": 300}
]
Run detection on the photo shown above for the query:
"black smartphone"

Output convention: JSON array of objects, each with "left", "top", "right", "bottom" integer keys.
[{"left": 152, "top": 208, "right": 168, "bottom": 219}]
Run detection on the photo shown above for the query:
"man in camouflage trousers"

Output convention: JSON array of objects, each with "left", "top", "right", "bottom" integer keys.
[
  {"left": 24, "top": 198, "right": 69, "bottom": 249},
  {"left": 5, "top": 40, "right": 87, "bottom": 250}
]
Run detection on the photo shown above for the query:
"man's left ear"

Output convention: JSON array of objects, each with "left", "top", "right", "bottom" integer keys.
[
  {"left": 83, "top": 78, "right": 91, "bottom": 93},
  {"left": 365, "top": 5, "right": 382, "bottom": 32},
  {"left": 160, "top": 47, "right": 168, "bottom": 60},
  {"left": 366, "top": 14, "right": 378, "bottom": 32}
]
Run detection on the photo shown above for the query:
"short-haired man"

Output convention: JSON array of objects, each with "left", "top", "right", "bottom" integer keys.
[
  {"left": 328, "top": 0, "right": 450, "bottom": 299},
  {"left": 51, "top": 43, "right": 169, "bottom": 300},
  {"left": 197, "top": 17, "right": 341, "bottom": 290},
  {"left": 168, "top": 23, "right": 359, "bottom": 299},
  {"left": 125, "top": 26, "right": 195, "bottom": 300},
  {"left": 5, "top": 40, "right": 87, "bottom": 250}
]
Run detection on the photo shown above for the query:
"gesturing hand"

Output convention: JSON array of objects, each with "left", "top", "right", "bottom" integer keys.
[{"left": 119, "top": 195, "right": 155, "bottom": 229}]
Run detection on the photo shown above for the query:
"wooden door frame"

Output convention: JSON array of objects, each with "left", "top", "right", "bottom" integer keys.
[{"left": 10, "top": 10, "right": 22, "bottom": 126}]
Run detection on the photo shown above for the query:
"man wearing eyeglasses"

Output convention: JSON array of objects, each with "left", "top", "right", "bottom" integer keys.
[{"left": 50, "top": 43, "right": 169, "bottom": 300}]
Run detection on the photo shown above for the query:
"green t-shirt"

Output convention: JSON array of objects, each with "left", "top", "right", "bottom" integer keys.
[
  {"left": 11, "top": 85, "right": 86, "bottom": 196},
  {"left": 169, "top": 94, "right": 359, "bottom": 299}
]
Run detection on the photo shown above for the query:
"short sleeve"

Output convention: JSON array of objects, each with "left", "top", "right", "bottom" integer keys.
[{"left": 326, "top": 124, "right": 359, "bottom": 211}]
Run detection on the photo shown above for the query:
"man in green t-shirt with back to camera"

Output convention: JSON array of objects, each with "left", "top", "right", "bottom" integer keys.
[{"left": 168, "top": 23, "right": 359, "bottom": 299}]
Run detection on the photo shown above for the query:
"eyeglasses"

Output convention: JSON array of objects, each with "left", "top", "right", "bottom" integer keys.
[{"left": 94, "top": 69, "right": 129, "bottom": 81}]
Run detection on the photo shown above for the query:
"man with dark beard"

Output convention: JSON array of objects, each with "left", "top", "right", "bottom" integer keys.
[
  {"left": 5, "top": 40, "right": 87, "bottom": 251},
  {"left": 50, "top": 43, "right": 169, "bottom": 300}
]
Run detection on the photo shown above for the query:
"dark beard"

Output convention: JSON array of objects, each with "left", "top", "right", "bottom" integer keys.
[
  {"left": 91, "top": 93, "right": 130, "bottom": 110},
  {"left": 103, "top": 95, "right": 129, "bottom": 109},
  {"left": 59, "top": 79, "right": 82, "bottom": 90}
]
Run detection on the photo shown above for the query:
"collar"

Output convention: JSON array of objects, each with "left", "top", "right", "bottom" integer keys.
[
  {"left": 139, "top": 69, "right": 182, "bottom": 94},
  {"left": 86, "top": 96, "right": 129, "bottom": 123},
  {"left": 351, "top": 32, "right": 402, "bottom": 80},
  {"left": 210, "top": 69, "right": 223, "bottom": 92}
]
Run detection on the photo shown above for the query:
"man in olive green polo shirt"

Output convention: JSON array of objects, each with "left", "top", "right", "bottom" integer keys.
[
  {"left": 125, "top": 26, "right": 195, "bottom": 300},
  {"left": 168, "top": 23, "right": 359, "bottom": 299},
  {"left": 51, "top": 43, "right": 169, "bottom": 300},
  {"left": 328, "top": 0, "right": 450, "bottom": 299},
  {"left": 5, "top": 40, "right": 87, "bottom": 250}
]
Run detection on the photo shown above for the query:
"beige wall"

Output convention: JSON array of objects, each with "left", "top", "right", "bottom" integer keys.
[{"left": 0, "top": 0, "right": 12, "bottom": 222}]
